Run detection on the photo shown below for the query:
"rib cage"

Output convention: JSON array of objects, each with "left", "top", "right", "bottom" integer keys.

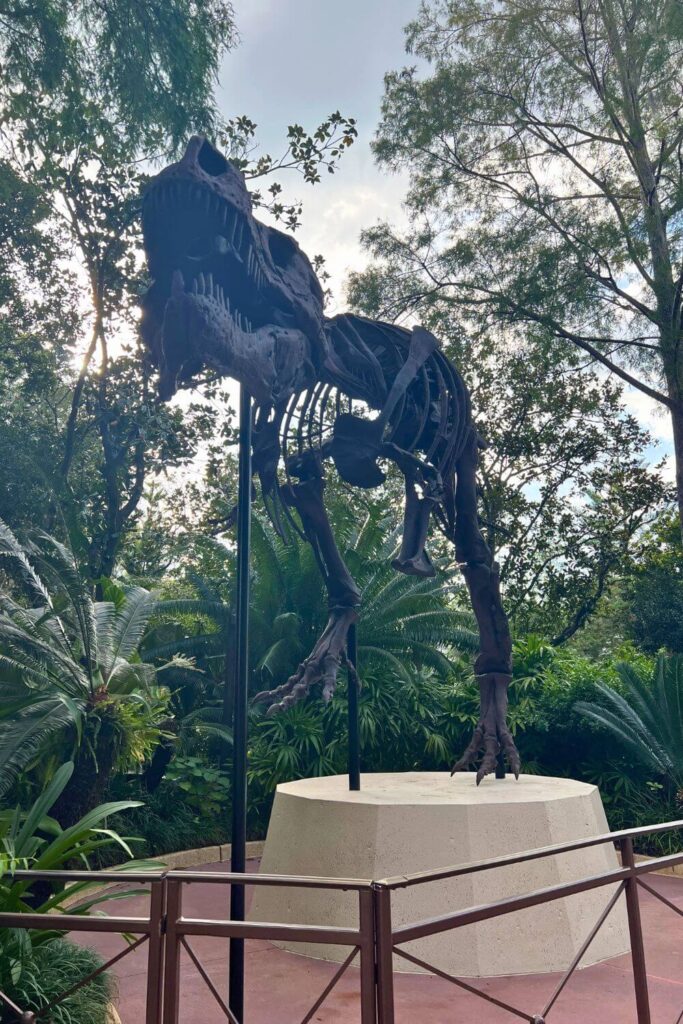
[{"left": 278, "top": 313, "right": 472, "bottom": 488}]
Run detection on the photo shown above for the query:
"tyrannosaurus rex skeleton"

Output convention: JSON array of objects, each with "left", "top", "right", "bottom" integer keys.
[{"left": 140, "top": 135, "right": 519, "bottom": 784}]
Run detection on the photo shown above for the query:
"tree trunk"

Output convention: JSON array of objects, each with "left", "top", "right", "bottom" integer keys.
[
  {"left": 51, "top": 711, "right": 119, "bottom": 828},
  {"left": 671, "top": 402, "right": 683, "bottom": 548}
]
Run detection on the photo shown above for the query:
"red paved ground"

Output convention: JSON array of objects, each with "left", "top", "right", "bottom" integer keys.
[{"left": 74, "top": 860, "right": 683, "bottom": 1022}]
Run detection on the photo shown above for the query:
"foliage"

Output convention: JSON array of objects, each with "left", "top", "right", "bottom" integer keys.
[
  {"left": 0, "top": 0, "right": 356, "bottom": 584},
  {"left": 166, "top": 756, "right": 231, "bottom": 818},
  {"left": 355, "top": 0, "right": 683, "bottom": 534},
  {"left": 0, "top": 938, "right": 113, "bottom": 1024},
  {"left": 0, "top": 762, "right": 149, "bottom": 950},
  {"left": 0, "top": 761, "right": 146, "bottom": 1023},
  {"left": 0, "top": 523, "right": 171, "bottom": 818},
  {"left": 246, "top": 648, "right": 551, "bottom": 833},
  {"left": 0, "top": 0, "right": 237, "bottom": 153},
  {"left": 627, "top": 512, "right": 683, "bottom": 653},
  {"left": 575, "top": 654, "right": 683, "bottom": 793}
]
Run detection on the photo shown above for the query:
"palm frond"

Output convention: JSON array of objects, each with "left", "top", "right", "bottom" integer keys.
[
  {"left": 0, "top": 700, "right": 81, "bottom": 798},
  {"left": 104, "top": 587, "right": 157, "bottom": 675}
]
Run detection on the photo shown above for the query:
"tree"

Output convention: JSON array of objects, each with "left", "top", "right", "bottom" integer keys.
[
  {"left": 0, "top": 0, "right": 237, "bottom": 152},
  {"left": 0, "top": 523, "right": 172, "bottom": 824},
  {"left": 365, "top": 0, "right": 683, "bottom": 539},
  {"left": 0, "top": 2, "right": 356, "bottom": 582},
  {"left": 627, "top": 511, "right": 683, "bottom": 652}
]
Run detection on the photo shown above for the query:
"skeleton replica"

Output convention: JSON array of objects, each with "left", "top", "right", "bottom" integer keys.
[{"left": 141, "top": 136, "right": 520, "bottom": 784}]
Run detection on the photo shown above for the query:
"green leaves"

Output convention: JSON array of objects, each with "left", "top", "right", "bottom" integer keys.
[
  {"left": 0, "top": 522, "right": 169, "bottom": 799},
  {"left": 575, "top": 654, "right": 683, "bottom": 791},
  {"left": 1, "top": 0, "right": 238, "bottom": 154}
]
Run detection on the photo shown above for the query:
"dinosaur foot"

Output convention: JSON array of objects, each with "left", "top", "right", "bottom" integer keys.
[
  {"left": 253, "top": 606, "right": 359, "bottom": 715},
  {"left": 451, "top": 673, "right": 520, "bottom": 785}
]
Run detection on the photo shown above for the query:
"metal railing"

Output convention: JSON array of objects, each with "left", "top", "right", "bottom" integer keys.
[
  {"left": 0, "top": 867, "right": 377, "bottom": 1024},
  {"left": 1, "top": 818, "right": 682, "bottom": 1023},
  {"left": 374, "top": 819, "right": 683, "bottom": 1024}
]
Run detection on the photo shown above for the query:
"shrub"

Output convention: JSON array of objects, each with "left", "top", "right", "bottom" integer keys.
[{"left": 0, "top": 938, "right": 113, "bottom": 1024}]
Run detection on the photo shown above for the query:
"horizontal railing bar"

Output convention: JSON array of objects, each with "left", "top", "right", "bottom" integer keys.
[
  {"left": 634, "top": 850, "right": 683, "bottom": 874},
  {"left": 378, "top": 818, "right": 683, "bottom": 889},
  {"left": 7, "top": 870, "right": 166, "bottom": 883},
  {"left": 392, "top": 866, "right": 631, "bottom": 943},
  {"left": 165, "top": 869, "right": 372, "bottom": 890},
  {"left": 6, "top": 868, "right": 372, "bottom": 889},
  {"left": 0, "top": 912, "right": 152, "bottom": 933},
  {"left": 177, "top": 917, "right": 362, "bottom": 945}
]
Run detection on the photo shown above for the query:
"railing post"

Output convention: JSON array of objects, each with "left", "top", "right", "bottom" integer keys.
[
  {"left": 146, "top": 879, "right": 167, "bottom": 1024},
  {"left": 373, "top": 884, "right": 394, "bottom": 1024},
  {"left": 162, "top": 878, "right": 183, "bottom": 1024},
  {"left": 359, "top": 888, "right": 376, "bottom": 1023},
  {"left": 621, "top": 837, "right": 651, "bottom": 1024}
]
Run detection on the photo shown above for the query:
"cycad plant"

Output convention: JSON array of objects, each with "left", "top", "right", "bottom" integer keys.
[
  {"left": 0, "top": 522, "right": 170, "bottom": 823},
  {"left": 250, "top": 490, "right": 478, "bottom": 693},
  {"left": 575, "top": 654, "right": 683, "bottom": 794}
]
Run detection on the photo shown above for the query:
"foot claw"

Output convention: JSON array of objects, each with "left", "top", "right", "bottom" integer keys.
[
  {"left": 252, "top": 607, "right": 358, "bottom": 714},
  {"left": 451, "top": 674, "right": 520, "bottom": 783}
]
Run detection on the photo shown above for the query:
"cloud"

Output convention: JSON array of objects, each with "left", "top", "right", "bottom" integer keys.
[{"left": 292, "top": 173, "right": 410, "bottom": 313}]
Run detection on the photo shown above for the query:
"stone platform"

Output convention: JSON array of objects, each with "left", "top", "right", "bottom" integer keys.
[{"left": 249, "top": 772, "right": 630, "bottom": 977}]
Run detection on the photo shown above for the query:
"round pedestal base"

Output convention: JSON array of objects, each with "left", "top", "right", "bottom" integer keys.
[{"left": 249, "top": 772, "right": 630, "bottom": 977}]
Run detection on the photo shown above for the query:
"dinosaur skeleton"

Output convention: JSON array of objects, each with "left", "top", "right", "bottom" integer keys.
[{"left": 140, "top": 136, "right": 519, "bottom": 783}]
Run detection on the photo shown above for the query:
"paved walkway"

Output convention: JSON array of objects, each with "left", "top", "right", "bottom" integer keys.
[{"left": 75, "top": 861, "right": 683, "bottom": 1022}]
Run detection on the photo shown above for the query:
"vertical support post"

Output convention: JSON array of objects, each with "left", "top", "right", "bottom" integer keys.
[
  {"left": 347, "top": 621, "right": 360, "bottom": 791},
  {"left": 621, "top": 837, "right": 651, "bottom": 1024},
  {"left": 373, "top": 884, "right": 395, "bottom": 1024},
  {"left": 229, "top": 385, "right": 252, "bottom": 1023},
  {"left": 146, "top": 879, "right": 167, "bottom": 1024},
  {"left": 358, "top": 889, "right": 376, "bottom": 1024},
  {"left": 162, "top": 880, "right": 182, "bottom": 1024}
]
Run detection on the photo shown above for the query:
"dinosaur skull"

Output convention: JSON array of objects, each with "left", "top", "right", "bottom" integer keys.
[{"left": 140, "top": 136, "right": 326, "bottom": 404}]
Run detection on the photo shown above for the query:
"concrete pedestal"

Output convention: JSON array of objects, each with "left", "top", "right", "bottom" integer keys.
[{"left": 250, "top": 772, "right": 630, "bottom": 977}]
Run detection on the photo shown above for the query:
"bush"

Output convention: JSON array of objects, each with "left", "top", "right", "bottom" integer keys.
[
  {"left": 93, "top": 780, "right": 233, "bottom": 867},
  {"left": 0, "top": 938, "right": 113, "bottom": 1024}
]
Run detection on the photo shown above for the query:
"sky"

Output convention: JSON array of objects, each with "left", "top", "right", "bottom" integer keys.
[
  {"left": 216, "top": 0, "right": 419, "bottom": 309},
  {"left": 214, "top": 0, "right": 674, "bottom": 477}
]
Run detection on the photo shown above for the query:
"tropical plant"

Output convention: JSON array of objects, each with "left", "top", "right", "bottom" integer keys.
[
  {"left": 0, "top": 761, "right": 150, "bottom": 1024},
  {"left": 0, "top": 762, "right": 150, "bottom": 943},
  {"left": 0, "top": 939, "right": 113, "bottom": 1024},
  {"left": 0, "top": 523, "right": 172, "bottom": 822},
  {"left": 165, "top": 756, "right": 231, "bottom": 819},
  {"left": 249, "top": 490, "right": 478, "bottom": 694},
  {"left": 575, "top": 654, "right": 683, "bottom": 793}
]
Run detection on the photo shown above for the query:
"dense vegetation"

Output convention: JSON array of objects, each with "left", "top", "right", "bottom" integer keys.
[{"left": 0, "top": 9, "right": 682, "bottom": 1017}]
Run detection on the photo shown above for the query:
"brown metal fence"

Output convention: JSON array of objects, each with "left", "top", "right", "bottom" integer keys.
[{"left": 1, "top": 819, "right": 682, "bottom": 1023}]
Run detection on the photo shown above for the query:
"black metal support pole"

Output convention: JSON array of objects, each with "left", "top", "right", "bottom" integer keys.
[
  {"left": 229, "top": 386, "right": 252, "bottom": 1023},
  {"left": 347, "top": 622, "right": 360, "bottom": 791}
]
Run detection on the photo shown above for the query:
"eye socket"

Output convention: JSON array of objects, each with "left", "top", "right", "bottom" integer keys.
[
  {"left": 197, "top": 139, "right": 229, "bottom": 177},
  {"left": 268, "top": 231, "right": 298, "bottom": 269}
]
